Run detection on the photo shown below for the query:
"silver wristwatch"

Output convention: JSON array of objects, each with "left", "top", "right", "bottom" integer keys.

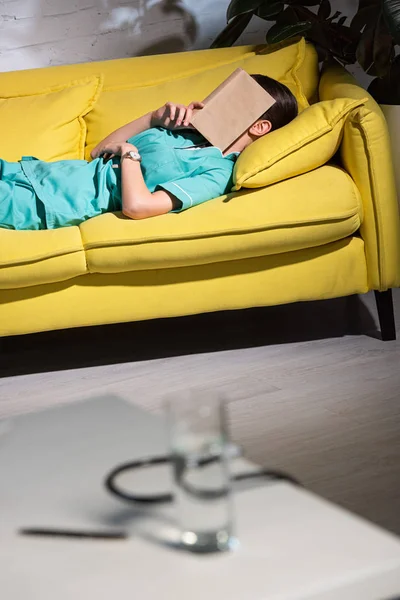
[{"left": 121, "top": 150, "right": 142, "bottom": 163}]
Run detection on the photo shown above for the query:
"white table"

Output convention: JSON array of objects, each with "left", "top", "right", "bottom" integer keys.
[{"left": 1, "top": 395, "right": 400, "bottom": 600}]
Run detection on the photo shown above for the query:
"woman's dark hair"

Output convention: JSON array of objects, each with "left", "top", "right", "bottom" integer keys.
[{"left": 250, "top": 74, "right": 298, "bottom": 131}]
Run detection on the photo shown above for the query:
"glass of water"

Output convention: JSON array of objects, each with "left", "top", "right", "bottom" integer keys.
[{"left": 166, "top": 390, "right": 235, "bottom": 553}]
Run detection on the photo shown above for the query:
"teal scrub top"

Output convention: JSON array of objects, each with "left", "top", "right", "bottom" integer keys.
[
  {"left": 126, "top": 127, "right": 239, "bottom": 212},
  {"left": 0, "top": 127, "right": 239, "bottom": 230}
]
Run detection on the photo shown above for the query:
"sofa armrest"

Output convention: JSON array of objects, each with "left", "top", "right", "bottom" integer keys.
[{"left": 319, "top": 63, "right": 400, "bottom": 290}]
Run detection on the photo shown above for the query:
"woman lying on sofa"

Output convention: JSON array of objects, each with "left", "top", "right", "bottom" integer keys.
[{"left": 0, "top": 75, "right": 297, "bottom": 230}]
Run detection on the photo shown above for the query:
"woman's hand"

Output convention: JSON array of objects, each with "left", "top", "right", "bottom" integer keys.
[
  {"left": 151, "top": 101, "right": 205, "bottom": 130},
  {"left": 92, "top": 141, "right": 138, "bottom": 161}
]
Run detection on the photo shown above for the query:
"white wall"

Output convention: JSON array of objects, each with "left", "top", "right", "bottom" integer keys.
[
  {"left": 0, "top": 0, "right": 360, "bottom": 75},
  {"left": 0, "top": 0, "right": 268, "bottom": 72}
]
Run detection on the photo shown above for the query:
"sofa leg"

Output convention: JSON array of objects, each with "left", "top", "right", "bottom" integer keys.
[{"left": 374, "top": 289, "right": 396, "bottom": 341}]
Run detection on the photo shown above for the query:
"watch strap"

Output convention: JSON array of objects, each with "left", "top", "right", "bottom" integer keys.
[{"left": 121, "top": 151, "right": 142, "bottom": 163}]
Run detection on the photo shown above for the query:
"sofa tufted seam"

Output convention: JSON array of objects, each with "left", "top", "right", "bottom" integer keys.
[
  {"left": 289, "top": 37, "right": 308, "bottom": 110},
  {"left": 77, "top": 74, "right": 104, "bottom": 160},
  {"left": 76, "top": 224, "right": 90, "bottom": 274}
]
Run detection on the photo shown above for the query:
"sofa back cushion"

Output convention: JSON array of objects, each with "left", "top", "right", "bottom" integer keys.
[
  {"left": 84, "top": 38, "right": 317, "bottom": 159},
  {"left": 0, "top": 38, "right": 317, "bottom": 97},
  {"left": 0, "top": 76, "right": 103, "bottom": 162},
  {"left": 0, "top": 39, "right": 318, "bottom": 161}
]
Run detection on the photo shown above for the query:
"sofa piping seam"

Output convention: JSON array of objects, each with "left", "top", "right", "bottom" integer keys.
[
  {"left": 81, "top": 208, "right": 360, "bottom": 250},
  {"left": 0, "top": 247, "right": 84, "bottom": 268},
  {"left": 352, "top": 114, "right": 384, "bottom": 289}
]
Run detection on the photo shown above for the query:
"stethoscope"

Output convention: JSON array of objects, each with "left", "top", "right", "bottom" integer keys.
[
  {"left": 104, "top": 449, "right": 300, "bottom": 505},
  {"left": 19, "top": 450, "right": 301, "bottom": 541}
]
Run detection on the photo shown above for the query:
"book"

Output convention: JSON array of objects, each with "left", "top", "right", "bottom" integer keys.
[{"left": 190, "top": 68, "right": 276, "bottom": 152}]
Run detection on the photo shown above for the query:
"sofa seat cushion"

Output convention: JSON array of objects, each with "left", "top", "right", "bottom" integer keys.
[
  {"left": 81, "top": 165, "right": 362, "bottom": 274},
  {"left": 0, "top": 227, "right": 87, "bottom": 289}
]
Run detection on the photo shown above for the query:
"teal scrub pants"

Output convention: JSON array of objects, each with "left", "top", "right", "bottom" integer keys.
[{"left": 0, "top": 160, "right": 46, "bottom": 230}]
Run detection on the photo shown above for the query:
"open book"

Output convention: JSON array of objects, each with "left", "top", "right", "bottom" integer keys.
[{"left": 190, "top": 68, "right": 276, "bottom": 152}]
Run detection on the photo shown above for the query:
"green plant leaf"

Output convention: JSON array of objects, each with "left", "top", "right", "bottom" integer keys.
[
  {"left": 255, "top": 1, "right": 283, "bottom": 20},
  {"left": 373, "top": 12, "right": 395, "bottom": 76},
  {"left": 308, "top": 18, "right": 358, "bottom": 64},
  {"left": 267, "top": 4, "right": 298, "bottom": 30},
  {"left": 286, "top": 0, "right": 320, "bottom": 5},
  {"left": 210, "top": 13, "right": 253, "bottom": 48},
  {"left": 326, "top": 10, "right": 341, "bottom": 23},
  {"left": 356, "top": 25, "right": 376, "bottom": 73},
  {"left": 266, "top": 20, "right": 312, "bottom": 43},
  {"left": 227, "top": 0, "right": 265, "bottom": 22},
  {"left": 383, "top": 0, "right": 400, "bottom": 44},
  {"left": 350, "top": 1, "right": 380, "bottom": 33},
  {"left": 318, "top": 0, "right": 331, "bottom": 20},
  {"left": 368, "top": 55, "right": 400, "bottom": 103},
  {"left": 274, "top": 1, "right": 357, "bottom": 63}
]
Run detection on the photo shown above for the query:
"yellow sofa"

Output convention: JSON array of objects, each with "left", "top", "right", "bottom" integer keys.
[{"left": 0, "top": 39, "right": 399, "bottom": 340}]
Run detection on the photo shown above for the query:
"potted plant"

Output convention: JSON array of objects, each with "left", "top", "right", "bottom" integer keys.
[
  {"left": 211, "top": 0, "right": 400, "bottom": 202},
  {"left": 210, "top": 0, "right": 359, "bottom": 63}
]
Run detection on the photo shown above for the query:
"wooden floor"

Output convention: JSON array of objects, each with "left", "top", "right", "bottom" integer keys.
[{"left": 1, "top": 289, "right": 400, "bottom": 536}]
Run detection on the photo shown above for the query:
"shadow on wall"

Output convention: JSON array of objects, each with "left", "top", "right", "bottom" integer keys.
[
  {"left": 0, "top": 0, "right": 198, "bottom": 72},
  {"left": 102, "top": 0, "right": 198, "bottom": 56}
]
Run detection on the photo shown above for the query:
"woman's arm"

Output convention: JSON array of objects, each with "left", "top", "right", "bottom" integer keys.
[
  {"left": 91, "top": 101, "right": 204, "bottom": 159},
  {"left": 91, "top": 112, "right": 152, "bottom": 159},
  {"left": 101, "top": 142, "right": 178, "bottom": 219},
  {"left": 121, "top": 158, "right": 178, "bottom": 219}
]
